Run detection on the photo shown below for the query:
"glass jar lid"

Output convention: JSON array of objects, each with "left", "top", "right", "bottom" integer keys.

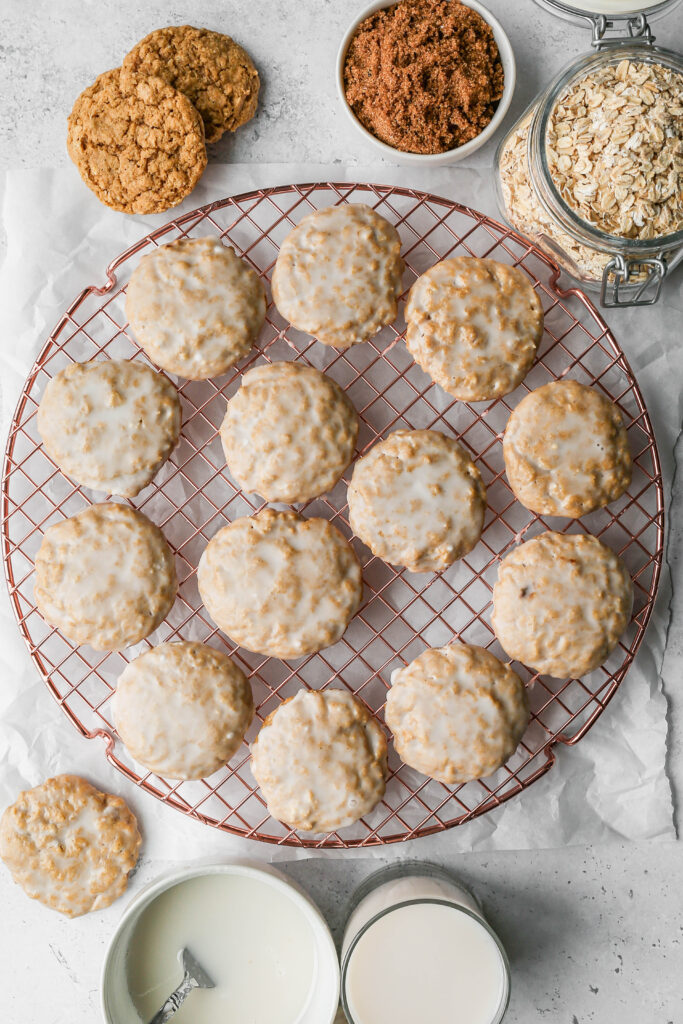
[{"left": 533, "top": 0, "right": 681, "bottom": 23}]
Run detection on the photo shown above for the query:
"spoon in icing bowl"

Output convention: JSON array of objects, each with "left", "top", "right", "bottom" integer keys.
[{"left": 148, "top": 948, "right": 215, "bottom": 1024}]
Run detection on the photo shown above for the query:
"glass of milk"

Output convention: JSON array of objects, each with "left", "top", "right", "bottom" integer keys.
[{"left": 341, "top": 863, "right": 510, "bottom": 1024}]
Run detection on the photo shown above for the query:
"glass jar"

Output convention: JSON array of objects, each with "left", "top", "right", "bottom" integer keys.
[
  {"left": 494, "top": 5, "right": 683, "bottom": 306},
  {"left": 340, "top": 862, "right": 510, "bottom": 1024}
]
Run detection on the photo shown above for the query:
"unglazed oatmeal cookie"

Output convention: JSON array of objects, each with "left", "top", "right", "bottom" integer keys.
[
  {"left": 37, "top": 359, "right": 181, "bottom": 497},
  {"left": 126, "top": 237, "right": 266, "bottom": 380},
  {"left": 347, "top": 430, "right": 485, "bottom": 573},
  {"left": 0, "top": 775, "right": 141, "bottom": 917},
  {"left": 271, "top": 204, "right": 404, "bottom": 349},
  {"left": 112, "top": 642, "right": 254, "bottom": 780},
  {"left": 405, "top": 257, "right": 543, "bottom": 402},
  {"left": 34, "top": 503, "right": 177, "bottom": 651},
  {"left": 198, "top": 510, "right": 362, "bottom": 659},
  {"left": 386, "top": 643, "right": 529, "bottom": 783},
  {"left": 503, "top": 380, "right": 632, "bottom": 517},
  {"left": 67, "top": 68, "right": 207, "bottom": 214},
  {"left": 221, "top": 362, "right": 359, "bottom": 502},
  {"left": 492, "top": 531, "right": 633, "bottom": 678},
  {"left": 250, "top": 689, "right": 388, "bottom": 833},
  {"left": 122, "top": 26, "right": 259, "bottom": 143}
]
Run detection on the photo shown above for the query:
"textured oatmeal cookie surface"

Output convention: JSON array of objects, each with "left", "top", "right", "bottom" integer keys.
[
  {"left": 67, "top": 68, "right": 206, "bottom": 214},
  {"left": 122, "top": 25, "right": 259, "bottom": 142},
  {"left": 0, "top": 774, "right": 141, "bottom": 917}
]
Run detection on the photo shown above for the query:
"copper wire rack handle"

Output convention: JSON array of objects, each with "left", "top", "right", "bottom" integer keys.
[{"left": 1, "top": 182, "right": 664, "bottom": 849}]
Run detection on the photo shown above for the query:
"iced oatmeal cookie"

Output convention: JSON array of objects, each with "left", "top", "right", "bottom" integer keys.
[
  {"left": 0, "top": 775, "right": 141, "bottom": 917},
  {"left": 503, "top": 380, "right": 632, "bottom": 517},
  {"left": 492, "top": 531, "right": 633, "bottom": 678},
  {"left": 126, "top": 237, "right": 266, "bottom": 379},
  {"left": 34, "top": 503, "right": 177, "bottom": 651},
  {"left": 198, "top": 509, "right": 362, "bottom": 659},
  {"left": 37, "top": 359, "right": 181, "bottom": 497},
  {"left": 272, "top": 204, "right": 404, "bottom": 349},
  {"left": 405, "top": 257, "right": 543, "bottom": 402},
  {"left": 251, "top": 689, "right": 388, "bottom": 833},
  {"left": 221, "top": 361, "right": 359, "bottom": 502}
]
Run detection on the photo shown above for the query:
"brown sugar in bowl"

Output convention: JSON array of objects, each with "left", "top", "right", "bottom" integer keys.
[{"left": 336, "top": 0, "right": 516, "bottom": 166}]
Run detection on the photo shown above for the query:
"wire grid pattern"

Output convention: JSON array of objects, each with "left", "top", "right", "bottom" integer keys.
[{"left": 1, "top": 183, "right": 664, "bottom": 849}]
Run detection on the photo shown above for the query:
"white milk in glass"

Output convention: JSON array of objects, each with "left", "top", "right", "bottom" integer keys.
[
  {"left": 126, "top": 873, "right": 317, "bottom": 1024},
  {"left": 341, "top": 868, "right": 509, "bottom": 1024}
]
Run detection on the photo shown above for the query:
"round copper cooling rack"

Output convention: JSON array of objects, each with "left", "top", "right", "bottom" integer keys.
[{"left": 1, "top": 183, "right": 664, "bottom": 848}]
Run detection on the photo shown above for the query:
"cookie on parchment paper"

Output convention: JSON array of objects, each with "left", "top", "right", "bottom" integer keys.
[
  {"left": 0, "top": 774, "right": 141, "bottom": 917},
  {"left": 67, "top": 68, "right": 207, "bottom": 214},
  {"left": 34, "top": 503, "right": 177, "bottom": 651},
  {"left": 385, "top": 642, "right": 529, "bottom": 784},
  {"left": 37, "top": 359, "right": 181, "bottom": 498},
  {"left": 347, "top": 429, "right": 486, "bottom": 573},
  {"left": 250, "top": 688, "right": 388, "bottom": 833},
  {"left": 405, "top": 256, "right": 543, "bottom": 402},
  {"left": 126, "top": 237, "right": 266, "bottom": 380},
  {"left": 122, "top": 25, "right": 259, "bottom": 143},
  {"left": 271, "top": 203, "right": 404, "bottom": 349},
  {"left": 491, "top": 531, "right": 633, "bottom": 679},
  {"left": 503, "top": 379, "right": 632, "bottom": 518},
  {"left": 197, "top": 509, "right": 362, "bottom": 659},
  {"left": 221, "top": 361, "right": 359, "bottom": 502},
  {"left": 112, "top": 641, "right": 254, "bottom": 781}
]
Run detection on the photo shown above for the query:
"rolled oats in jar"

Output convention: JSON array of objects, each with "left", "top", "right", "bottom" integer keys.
[{"left": 495, "top": 42, "right": 683, "bottom": 303}]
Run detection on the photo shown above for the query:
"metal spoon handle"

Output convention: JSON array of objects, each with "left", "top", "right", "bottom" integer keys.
[{"left": 148, "top": 974, "right": 197, "bottom": 1024}]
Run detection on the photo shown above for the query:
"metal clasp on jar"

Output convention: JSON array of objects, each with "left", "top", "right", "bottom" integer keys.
[
  {"left": 600, "top": 254, "right": 667, "bottom": 307},
  {"left": 590, "top": 13, "right": 655, "bottom": 47}
]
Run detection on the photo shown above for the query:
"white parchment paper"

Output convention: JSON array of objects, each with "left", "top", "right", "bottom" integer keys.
[{"left": 0, "top": 164, "right": 677, "bottom": 865}]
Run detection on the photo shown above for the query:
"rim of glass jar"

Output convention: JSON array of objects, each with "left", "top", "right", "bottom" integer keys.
[
  {"left": 527, "top": 42, "right": 683, "bottom": 259},
  {"left": 340, "top": 863, "right": 511, "bottom": 1024},
  {"left": 535, "top": 0, "right": 682, "bottom": 20}
]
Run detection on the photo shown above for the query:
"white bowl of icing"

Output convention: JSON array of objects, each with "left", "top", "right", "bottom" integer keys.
[{"left": 101, "top": 862, "right": 340, "bottom": 1024}]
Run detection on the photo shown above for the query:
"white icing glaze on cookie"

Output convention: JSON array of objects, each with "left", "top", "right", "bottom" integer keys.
[
  {"left": 37, "top": 359, "right": 181, "bottom": 497},
  {"left": 34, "top": 503, "right": 177, "bottom": 651},
  {"left": 126, "top": 237, "right": 266, "bottom": 379},
  {"left": 221, "top": 361, "right": 358, "bottom": 502},
  {"left": 347, "top": 429, "right": 486, "bottom": 573},
  {"left": 197, "top": 509, "right": 362, "bottom": 659},
  {"left": 0, "top": 774, "right": 140, "bottom": 917},
  {"left": 405, "top": 257, "right": 543, "bottom": 402},
  {"left": 386, "top": 643, "right": 528, "bottom": 783},
  {"left": 250, "top": 689, "right": 387, "bottom": 833},
  {"left": 503, "top": 380, "right": 632, "bottom": 517},
  {"left": 113, "top": 641, "right": 254, "bottom": 780},
  {"left": 492, "top": 531, "right": 633, "bottom": 678},
  {"left": 271, "top": 204, "right": 404, "bottom": 349}
]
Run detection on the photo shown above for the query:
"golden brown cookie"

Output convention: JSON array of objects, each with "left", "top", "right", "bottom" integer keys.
[
  {"left": 67, "top": 68, "right": 207, "bottom": 214},
  {"left": 121, "top": 26, "right": 259, "bottom": 143},
  {"left": 0, "top": 775, "right": 141, "bottom": 917}
]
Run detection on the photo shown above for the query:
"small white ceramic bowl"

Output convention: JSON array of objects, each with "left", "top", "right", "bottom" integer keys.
[
  {"left": 101, "top": 861, "right": 340, "bottom": 1024},
  {"left": 336, "top": 0, "right": 517, "bottom": 166}
]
